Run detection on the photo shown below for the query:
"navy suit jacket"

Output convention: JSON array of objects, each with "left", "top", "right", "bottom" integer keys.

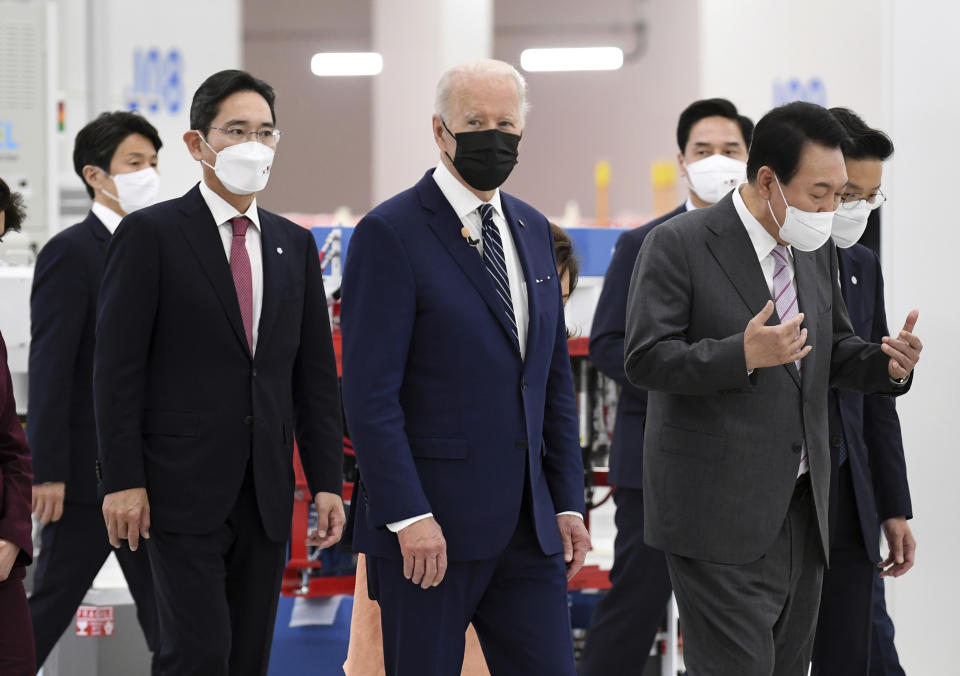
[
  {"left": 829, "top": 244, "right": 912, "bottom": 561},
  {"left": 589, "top": 204, "right": 686, "bottom": 489},
  {"left": 0, "top": 332, "right": 33, "bottom": 568},
  {"left": 93, "top": 185, "right": 343, "bottom": 542},
  {"left": 341, "top": 170, "right": 585, "bottom": 562},
  {"left": 28, "top": 212, "right": 110, "bottom": 504}
]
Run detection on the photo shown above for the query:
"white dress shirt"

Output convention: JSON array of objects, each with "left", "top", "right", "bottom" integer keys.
[
  {"left": 198, "top": 180, "right": 264, "bottom": 353},
  {"left": 732, "top": 186, "right": 808, "bottom": 476},
  {"left": 91, "top": 201, "right": 123, "bottom": 235},
  {"left": 387, "top": 164, "right": 579, "bottom": 533}
]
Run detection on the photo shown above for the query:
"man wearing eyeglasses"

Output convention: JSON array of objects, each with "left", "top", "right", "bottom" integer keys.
[
  {"left": 93, "top": 69, "right": 344, "bottom": 676},
  {"left": 811, "top": 108, "right": 915, "bottom": 676}
]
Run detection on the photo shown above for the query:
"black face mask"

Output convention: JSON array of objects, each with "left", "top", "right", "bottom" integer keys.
[{"left": 442, "top": 119, "right": 520, "bottom": 192}]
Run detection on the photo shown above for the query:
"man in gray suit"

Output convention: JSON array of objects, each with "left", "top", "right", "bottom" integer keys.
[{"left": 624, "top": 101, "right": 922, "bottom": 676}]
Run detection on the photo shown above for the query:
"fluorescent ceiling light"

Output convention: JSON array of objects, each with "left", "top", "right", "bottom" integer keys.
[
  {"left": 311, "top": 52, "right": 383, "bottom": 77},
  {"left": 520, "top": 47, "right": 624, "bottom": 72}
]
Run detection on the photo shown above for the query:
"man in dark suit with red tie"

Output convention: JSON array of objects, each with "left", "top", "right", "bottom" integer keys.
[{"left": 93, "top": 70, "right": 345, "bottom": 676}]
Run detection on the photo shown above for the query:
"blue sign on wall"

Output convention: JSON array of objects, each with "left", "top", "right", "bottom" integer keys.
[
  {"left": 124, "top": 48, "right": 184, "bottom": 115},
  {"left": 0, "top": 121, "right": 18, "bottom": 150},
  {"left": 773, "top": 77, "right": 827, "bottom": 107}
]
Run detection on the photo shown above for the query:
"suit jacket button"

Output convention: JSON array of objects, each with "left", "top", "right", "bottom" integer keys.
[
  {"left": 830, "top": 436, "right": 843, "bottom": 447},
  {"left": 791, "top": 442, "right": 803, "bottom": 454},
  {"left": 243, "top": 416, "right": 254, "bottom": 425},
  {"left": 516, "top": 439, "right": 528, "bottom": 450},
  {"left": 520, "top": 378, "right": 527, "bottom": 391},
  {"left": 252, "top": 368, "right": 258, "bottom": 377}
]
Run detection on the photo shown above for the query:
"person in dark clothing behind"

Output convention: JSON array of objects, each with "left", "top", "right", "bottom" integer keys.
[{"left": 0, "top": 177, "right": 36, "bottom": 676}]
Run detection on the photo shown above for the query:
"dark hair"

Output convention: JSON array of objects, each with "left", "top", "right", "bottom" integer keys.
[
  {"left": 0, "top": 177, "right": 26, "bottom": 239},
  {"left": 550, "top": 223, "right": 578, "bottom": 296},
  {"left": 676, "top": 98, "right": 753, "bottom": 152},
  {"left": 190, "top": 70, "right": 276, "bottom": 138},
  {"left": 829, "top": 107, "right": 894, "bottom": 161},
  {"left": 73, "top": 111, "right": 163, "bottom": 198},
  {"left": 746, "top": 101, "right": 849, "bottom": 184}
]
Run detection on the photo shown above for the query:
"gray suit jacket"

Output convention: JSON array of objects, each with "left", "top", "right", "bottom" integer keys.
[{"left": 625, "top": 192, "right": 907, "bottom": 565}]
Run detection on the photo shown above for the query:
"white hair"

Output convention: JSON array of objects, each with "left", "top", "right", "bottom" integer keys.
[{"left": 435, "top": 59, "right": 530, "bottom": 124}]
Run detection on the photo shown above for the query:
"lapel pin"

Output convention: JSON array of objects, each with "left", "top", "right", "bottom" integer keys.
[
  {"left": 851, "top": 275, "right": 858, "bottom": 285},
  {"left": 276, "top": 247, "right": 283, "bottom": 254},
  {"left": 518, "top": 219, "right": 525, "bottom": 228}
]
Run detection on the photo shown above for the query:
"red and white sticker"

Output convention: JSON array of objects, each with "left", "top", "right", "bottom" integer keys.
[{"left": 75, "top": 605, "right": 115, "bottom": 637}]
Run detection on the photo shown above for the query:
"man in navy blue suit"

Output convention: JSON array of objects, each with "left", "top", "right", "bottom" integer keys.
[
  {"left": 93, "top": 70, "right": 344, "bottom": 676},
  {"left": 341, "top": 59, "right": 590, "bottom": 676},
  {"left": 811, "top": 108, "right": 915, "bottom": 676},
  {"left": 28, "top": 111, "right": 164, "bottom": 670},
  {"left": 581, "top": 98, "right": 752, "bottom": 674}
]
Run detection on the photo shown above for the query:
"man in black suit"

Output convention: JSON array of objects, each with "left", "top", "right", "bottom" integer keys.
[
  {"left": 811, "top": 108, "right": 915, "bottom": 675},
  {"left": 28, "top": 111, "right": 164, "bottom": 670},
  {"left": 625, "top": 102, "right": 923, "bottom": 675},
  {"left": 581, "top": 98, "right": 752, "bottom": 674},
  {"left": 93, "top": 70, "right": 344, "bottom": 676}
]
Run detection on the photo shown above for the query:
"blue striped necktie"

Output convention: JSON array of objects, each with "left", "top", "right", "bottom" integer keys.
[{"left": 477, "top": 203, "right": 519, "bottom": 349}]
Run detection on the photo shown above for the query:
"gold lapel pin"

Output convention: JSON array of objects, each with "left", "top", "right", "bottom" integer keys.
[{"left": 518, "top": 219, "right": 525, "bottom": 228}]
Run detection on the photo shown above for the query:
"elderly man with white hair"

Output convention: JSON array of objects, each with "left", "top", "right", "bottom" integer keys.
[{"left": 340, "top": 59, "right": 589, "bottom": 675}]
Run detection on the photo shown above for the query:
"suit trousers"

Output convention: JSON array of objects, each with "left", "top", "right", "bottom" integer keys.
[
  {"left": 29, "top": 501, "right": 161, "bottom": 670},
  {"left": 666, "top": 476, "right": 823, "bottom": 676},
  {"left": 0, "top": 567, "right": 35, "bottom": 676},
  {"left": 870, "top": 571, "right": 905, "bottom": 676},
  {"left": 579, "top": 487, "right": 673, "bottom": 675},
  {"left": 812, "top": 463, "right": 876, "bottom": 676},
  {"left": 367, "top": 488, "right": 575, "bottom": 676},
  {"left": 145, "top": 463, "right": 286, "bottom": 676}
]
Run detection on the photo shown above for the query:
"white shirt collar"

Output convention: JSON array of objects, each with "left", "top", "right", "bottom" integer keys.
[
  {"left": 198, "top": 180, "right": 261, "bottom": 230},
  {"left": 432, "top": 161, "right": 505, "bottom": 221},
  {"left": 684, "top": 197, "right": 698, "bottom": 212},
  {"left": 91, "top": 201, "right": 123, "bottom": 235},
  {"left": 732, "top": 184, "right": 789, "bottom": 264}
]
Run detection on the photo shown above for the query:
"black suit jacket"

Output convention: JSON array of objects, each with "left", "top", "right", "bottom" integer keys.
[
  {"left": 93, "top": 185, "right": 343, "bottom": 542},
  {"left": 28, "top": 213, "right": 110, "bottom": 504},
  {"left": 625, "top": 193, "right": 908, "bottom": 564},
  {"left": 828, "top": 244, "right": 912, "bottom": 561},
  {"left": 589, "top": 203, "right": 686, "bottom": 489}
]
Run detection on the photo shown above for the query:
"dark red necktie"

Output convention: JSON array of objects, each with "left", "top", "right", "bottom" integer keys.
[{"left": 230, "top": 216, "right": 253, "bottom": 352}]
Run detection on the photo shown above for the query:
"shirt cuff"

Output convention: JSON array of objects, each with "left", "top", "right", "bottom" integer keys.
[
  {"left": 386, "top": 512, "right": 434, "bottom": 533},
  {"left": 557, "top": 511, "right": 584, "bottom": 520}
]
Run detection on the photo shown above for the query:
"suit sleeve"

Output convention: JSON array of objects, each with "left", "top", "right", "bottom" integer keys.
[
  {"left": 589, "top": 230, "right": 643, "bottom": 389},
  {"left": 93, "top": 215, "right": 159, "bottom": 494},
  {"left": 827, "top": 243, "right": 907, "bottom": 395},
  {"left": 862, "top": 251, "right": 912, "bottom": 520},
  {"left": 27, "top": 238, "right": 88, "bottom": 484},
  {"left": 0, "top": 336, "right": 34, "bottom": 566},
  {"left": 340, "top": 214, "right": 431, "bottom": 527},
  {"left": 294, "top": 232, "right": 344, "bottom": 498},
  {"left": 624, "top": 224, "right": 753, "bottom": 395},
  {"left": 542, "top": 222, "right": 587, "bottom": 516}
]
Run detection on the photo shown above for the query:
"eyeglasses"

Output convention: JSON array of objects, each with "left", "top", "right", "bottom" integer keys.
[
  {"left": 839, "top": 188, "right": 886, "bottom": 210},
  {"left": 208, "top": 126, "right": 283, "bottom": 146}
]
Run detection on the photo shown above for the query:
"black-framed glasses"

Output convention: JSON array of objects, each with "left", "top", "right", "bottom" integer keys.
[
  {"left": 840, "top": 188, "right": 886, "bottom": 210},
  {"left": 208, "top": 126, "right": 283, "bottom": 146}
]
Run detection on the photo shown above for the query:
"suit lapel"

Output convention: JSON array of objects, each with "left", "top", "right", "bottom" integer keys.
[
  {"left": 793, "top": 249, "right": 819, "bottom": 393},
  {"left": 838, "top": 250, "right": 867, "bottom": 334},
  {"left": 176, "top": 186, "right": 252, "bottom": 358},
  {"left": 418, "top": 175, "right": 522, "bottom": 357},
  {"left": 500, "top": 195, "right": 538, "bottom": 364},
  {"left": 256, "top": 212, "right": 282, "bottom": 359}
]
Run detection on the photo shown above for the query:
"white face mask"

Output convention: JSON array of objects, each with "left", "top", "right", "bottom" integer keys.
[
  {"left": 831, "top": 197, "right": 883, "bottom": 249},
  {"left": 198, "top": 133, "right": 274, "bottom": 195},
  {"left": 767, "top": 174, "right": 835, "bottom": 252},
  {"left": 100, "top": 167, "right": 160, "bottom": 214},
  {"left": 684, "top": 154, "right": 747, "bottom": 204}
]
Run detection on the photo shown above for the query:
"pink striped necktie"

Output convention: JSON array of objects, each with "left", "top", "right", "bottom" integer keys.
[
  {"left": 230, "top": 216, "right": 253, "bottom": 353},
  {"left": 772, "top": 244, "right": 801, "bottom": 372}
]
